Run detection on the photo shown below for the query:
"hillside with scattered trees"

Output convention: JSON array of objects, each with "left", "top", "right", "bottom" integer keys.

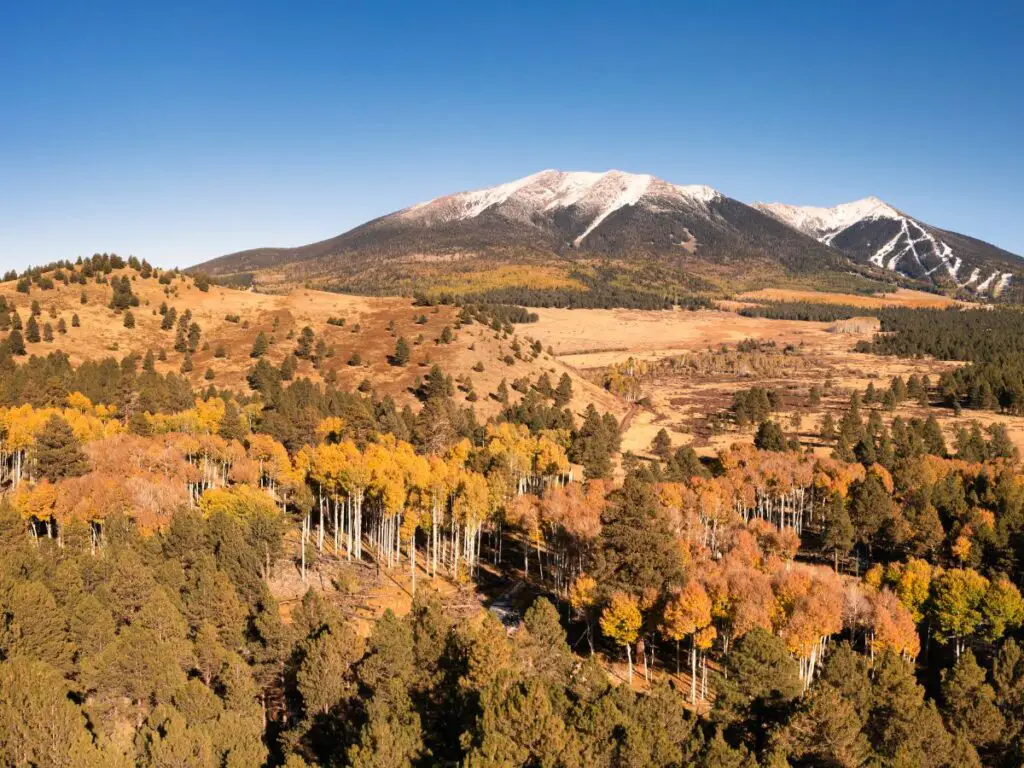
[{"left": 3, "top": 257, "right": 1024, "bottom": 767}]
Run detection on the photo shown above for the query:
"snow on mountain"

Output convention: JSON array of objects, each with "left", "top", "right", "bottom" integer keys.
[
  {"left": 399, "top": 170, "right": 721, "bottom": 245},
  {"left": 194, "top": 168, "right": 1022, "bottom": 302},
  {"left": 756, "top": 197, "right": 901, "bottom": 242},
  {"left": 754, "top": 197, "right": 1015, "bottom": 296}
]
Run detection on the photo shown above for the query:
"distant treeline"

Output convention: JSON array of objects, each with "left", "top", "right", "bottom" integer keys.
[
  {"left": 857, "top": 307, "right": 1024, "bottom": 414},
  {"left": 456, "top": 287, "right": 713, "bottom": 310},
  {"left": 738, "top": 300, "right": 881, "bottom": 322}
]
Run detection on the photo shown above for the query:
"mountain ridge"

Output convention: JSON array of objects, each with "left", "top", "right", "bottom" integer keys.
[
  {"left": 754, "top": 197, "right": 1019, "bottom": 296},
  {"left": 193, "top": 170, "right": 1021, "bottom": 304}
]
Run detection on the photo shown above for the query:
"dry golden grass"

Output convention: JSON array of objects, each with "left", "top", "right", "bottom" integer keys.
[
  {"left": 734, "top": 287, "right": 962, "bottom": 309},
  {"left": 0, "top": 270, "right": 624, "bottom": 424},
  {"left": 532, "top": 307, "right": 840, "bottom": 366},
  {"left": 523, "top": 299, "right": 1024, "bottom": 459}
]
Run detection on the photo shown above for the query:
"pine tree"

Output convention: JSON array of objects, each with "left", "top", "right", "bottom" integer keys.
[
  {"left": 42, "top": 322, "right": 53, "bottom": 342},
  {"left": 218, "top": 400, "right": 246, "bottom": 441},
  {"left": 651, "top": 428, "right": 673, "bottom": 460},
  {"left": 754, "top": 420, "right": 787, "bottom": 451},
  {"left": 123, "top": 310, "right": 135, "bottom": 328},
  {"left": 496, "top": 378, "right": 510, "bottom": 405},
  {"left": 553, "top": 373, "right": 573, "bottom": 406},
  {"left": 392, "top": 336, "right": 410, "bottom": 366},
  {"left": 250, "top": 331, "right": 269, "bottom": 358},
  {"left": 280, "top": 354, "right": 296, "bottom": 380},
  {"left": 25, "top": 315, "right": 40, "bottom": 343},
  {"left": 187, "top": 321, "right": 201, "bottom": 352},
  {"left": 161, "top": 306, "right": 177, "bottom": 331},
  {"left": 295, "top": 326, "right": 315, "bottom": 358},
  {"left": 7, "top": 328, "right": 25, "bottom": 355},
  {"left": 297, "top": 626, "right": 358, "bottom": 716},
  {"left": 34, "top": 415, "right": 90, "bottom": 482},
  {"left": 942, "top": 649, "right": 1005, "bottom": 750},
  {"left": 821, "top": 491, "right": 854, "bottom": 571}
]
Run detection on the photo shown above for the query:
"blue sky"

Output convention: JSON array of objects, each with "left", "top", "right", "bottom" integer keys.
[{"left": 1, "top": 1, "right": 1021, "bottom": 270}]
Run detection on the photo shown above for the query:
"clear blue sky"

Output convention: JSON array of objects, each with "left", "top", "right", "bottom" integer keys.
[{"left": 1, "top": 1, "right": 1021, "bottom": 270}]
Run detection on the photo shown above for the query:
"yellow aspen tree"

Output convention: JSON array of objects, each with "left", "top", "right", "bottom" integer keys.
[
  {"left": 600, "top": 591, "right": 642, "bottom": 685},
  {"left": 662, "top": 580, "right": 713, "bottom": 703}
]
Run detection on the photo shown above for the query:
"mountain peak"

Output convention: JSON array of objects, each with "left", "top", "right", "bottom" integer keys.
[
  {"left": 753, "top": 196, "right": 901, "bottom": 239},
  {"left": 398, "top": 169, "right": 721, "bottom": 241},
  {"left": 754, "top": 195, "right": 1017, "bottom": 295}
]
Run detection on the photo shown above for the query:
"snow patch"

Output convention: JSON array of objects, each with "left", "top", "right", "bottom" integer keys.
[
  {"left": 755, "top": 196, "right": 901, "bottom": 241},
  {"left": 976, "top": 271, "right": 1000, "bottom": 293},
  {"left": 572, "top": 173, "right": 652, "bottom": 245}
]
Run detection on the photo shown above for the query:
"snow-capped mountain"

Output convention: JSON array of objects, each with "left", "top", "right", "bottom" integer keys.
[
  {"left": 754, "top": 197, "right": 1020, "bottom": 296},
  {"left": 397, "top": 169, "right": 720, "bottom": 247},
  {"left": 194, "top": 170, "right": 856, "bottom": 294},
  {"left": 193, "top": 170, "right": 1021, "bottom": 303}
]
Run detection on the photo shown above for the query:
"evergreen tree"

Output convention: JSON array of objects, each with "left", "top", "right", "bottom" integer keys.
[
  {"left": 754, "top": 420, "right": 787, "bottom": 451},
  {"left": 942, "top": 649, "right": 1005, "bottom": 752},
  {"left": 596, "top": 473, "right": 683, "bottom": 597},
  {"left": 821, "top": 491, "right": 855, "bottom": 571},
  {"left": 392, "top": 336, "right": 410, "bottom": 366},
  {"left": 187, "top": 322, "right": 201, "bottom": 352},
  {"left": 280, "top": 354, "right": 297, "bottom": 380},
  {"left": 651, "top": 428, "right": 673, "bottom": 460},
  {"left": 34, "top": 414, "right": 90, "bottom": 482},
  {"left": 295, "top": 326, "right": 315, "bottom": 358},
  {"left": 250, "top": 331, "right": 269, "bottom": 358},
  {"left": 25, "top": 315, "right": 39, "bottom": 343},
  {"left": 496, "top": 378, "right": 510, "bottom": 405},
  {"left": 7, "top": 328, "right": 25, "bottom": 355},
  {"left": 553, "top": 372, "right": 573, "bottom": 406},
  {"left": 218, "top": 400, "right": 246, "bottom": 441},
  {"left": 714, "top": 627, "right": 802, "bottom": 747}
]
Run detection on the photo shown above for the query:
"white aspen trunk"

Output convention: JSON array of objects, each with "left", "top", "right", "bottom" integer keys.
[
  {"left": 690, "top": 641, "right": 697, "bottom": 704},
  {"left": 432, "top": 507, "right": 438, "bottom": 578},
  {"left": 453, "top": 524, "right": 460, "bottom": 577},
  {"left": 300, "top": 513, "right": 307, "bottom": 583},
  {"left": 410, "top": 536, "right": 416, "bottom": 596},
  {"left": 701, "top": 652, "right": 708, "bottom": 701}
]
